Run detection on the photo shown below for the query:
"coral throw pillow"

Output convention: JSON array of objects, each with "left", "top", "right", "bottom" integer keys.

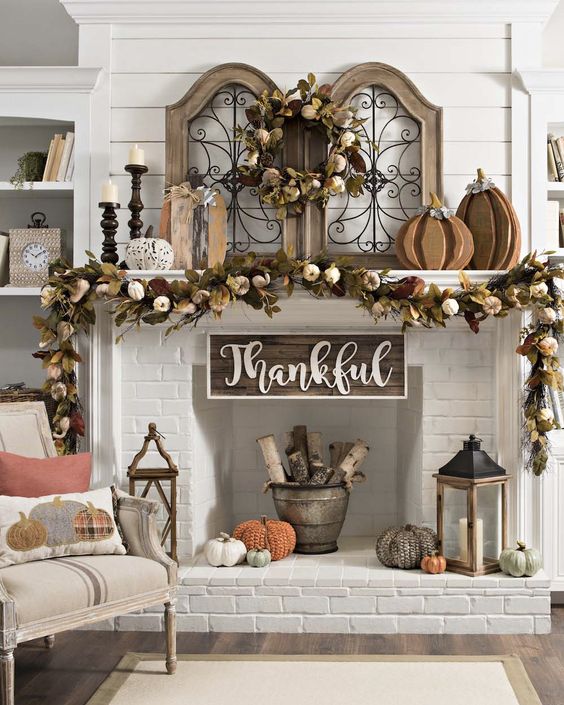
[
  {"left": 0, "top": 451, "right": 91, "bottom": 497},
  {"left": 0, "top": 487, "right": 126, "bottom": 568}
]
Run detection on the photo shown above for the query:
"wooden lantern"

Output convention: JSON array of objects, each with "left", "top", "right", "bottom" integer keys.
[
  {"left": 395, "top": 193, "right": 474, "bottom": 270},
  {"left": 433, "top": 436, "right": 510, "bottom": 576},
  {"left": 127, "top": 422, "right": 179, "bottom": 562},
  {"left": 456, "top": 168, "right": 521, "bottom": 270}
]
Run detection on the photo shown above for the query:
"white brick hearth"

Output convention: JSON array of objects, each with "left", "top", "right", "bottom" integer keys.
[{"left": 109, "top": 539, "right": 551, "bottom": 635}]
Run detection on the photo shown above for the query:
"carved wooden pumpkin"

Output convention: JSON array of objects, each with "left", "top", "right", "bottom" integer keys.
[
  {"left": 234, "top": 515, "right": 296, "bottom": 561},
  {"left": 456, "top": 169, "right": 521, "bottom": 270},
  {"left": 421, "top": 551, "right": 447, "bottom": 574},
  {"left": 30, "top": 496, "right": 85, "bottom": 546},
  {"left": 395, "top": 193, "right": 474, "bottom": 270},
  {"left": 7, "top": 512, "right": 48, "bottom": 551},
  {"left": 73, "top": 502, "right": 115, "bottom": 542}
]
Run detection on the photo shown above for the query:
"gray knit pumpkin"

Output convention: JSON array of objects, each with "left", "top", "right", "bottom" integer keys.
[{"left": 375, "top": 524, "right": 439, "bottom": 569}]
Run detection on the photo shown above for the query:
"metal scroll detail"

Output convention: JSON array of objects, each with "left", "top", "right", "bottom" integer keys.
[
  {"left": 187, "top": 84, "right": 282, "bottom": 254},
  {"left": 327, "top": 86, "right": 422, "bottom": 255}
]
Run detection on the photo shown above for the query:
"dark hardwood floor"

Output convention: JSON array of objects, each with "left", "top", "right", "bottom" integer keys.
[{"left": 14, "top": 608, "right": 564, "bottom": 705}]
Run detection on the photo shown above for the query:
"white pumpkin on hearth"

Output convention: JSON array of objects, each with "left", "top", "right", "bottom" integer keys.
[
  {"left": 204, "top": 533, "right": 247, "bottom": 567},
  {"left": 125, "top": 228, "right": 174, "bottom": 271}
]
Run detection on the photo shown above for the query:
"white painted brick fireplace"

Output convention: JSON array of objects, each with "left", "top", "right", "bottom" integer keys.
[{"left": 82, "top": 292, "right": 549, "bottom": 635}]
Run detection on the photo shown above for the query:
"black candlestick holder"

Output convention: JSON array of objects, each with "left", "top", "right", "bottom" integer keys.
[
  {"left": 99, "top": 201, "right": 120, "bottom": 264},
  {"left": 125, "top": 163, "right": 148, "bottom": 239}
]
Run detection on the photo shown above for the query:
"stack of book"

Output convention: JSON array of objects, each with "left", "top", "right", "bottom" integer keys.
[{"left": 42, "top": 131, "right": 74, "bottom": 182}]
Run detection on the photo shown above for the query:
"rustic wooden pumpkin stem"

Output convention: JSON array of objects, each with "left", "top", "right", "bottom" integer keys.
[
  {"left": 477, "top": 167, "right": 486, "bottom": 181},
  {"left": 429, "top": 192, "right": 442, "bottom": 209},
  {"left": 260, "top": 515, "right": 271, "bottom": 552}
]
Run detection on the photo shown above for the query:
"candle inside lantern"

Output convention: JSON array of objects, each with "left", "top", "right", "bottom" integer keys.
[
  {"left": 458, "top": 517, "right": 483, "bottom": 566},
  {"left": 128, "top": 143, "right": 145, "bottom": 166},
  {"left": 101, "top": 179, "right": 118, "bottom": 203}
]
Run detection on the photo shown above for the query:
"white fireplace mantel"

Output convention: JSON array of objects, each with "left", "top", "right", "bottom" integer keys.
[{"left": 61, "top": 0, "right": 559, "bottom": 26}]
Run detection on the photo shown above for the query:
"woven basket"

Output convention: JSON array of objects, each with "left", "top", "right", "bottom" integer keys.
[
  {"left": 0, "top": 388, "right": 57, "bottom": 428},
  {"left": 375, "top": 524, "right": 439, "bottom": 569}
]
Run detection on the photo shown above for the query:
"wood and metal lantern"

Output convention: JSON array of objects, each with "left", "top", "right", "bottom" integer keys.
[
  {"left": 433, "top": 435, "right": 510, "bottom": 576},
  {"left": 127, "top": 422, "right": 179, "bottom": 562}
]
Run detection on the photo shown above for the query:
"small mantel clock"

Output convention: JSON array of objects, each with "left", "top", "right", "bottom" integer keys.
[{"left": 9, "top": 212, "right": 62, "bottom": 287}]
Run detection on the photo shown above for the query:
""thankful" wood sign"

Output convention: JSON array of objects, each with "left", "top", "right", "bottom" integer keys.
[{"left": 207, "top": 333, "right": 406, "bottom": 398}]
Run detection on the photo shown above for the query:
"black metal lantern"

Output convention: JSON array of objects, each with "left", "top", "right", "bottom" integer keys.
[
  {"left": 438, "top": 434, "right": 506, "bottom": 479},
  {"left": 433, "top": 436, "right": 510, "bottom": 576}
]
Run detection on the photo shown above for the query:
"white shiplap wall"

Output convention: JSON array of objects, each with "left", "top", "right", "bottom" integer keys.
[{"left": 106, "top": 24, "right": 512, "bottom": 254}]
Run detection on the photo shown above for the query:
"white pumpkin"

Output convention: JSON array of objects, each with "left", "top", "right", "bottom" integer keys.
[
  {"left": 204, "top": 532, "right": 247, "bottom": 567},
  {"left": 125, "top": 229, "right": 174, "bottom": 271}
]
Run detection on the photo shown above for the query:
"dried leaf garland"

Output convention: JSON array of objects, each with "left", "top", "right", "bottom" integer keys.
[{"left": 35, "top": 250, "right": 564, "bottom": 473}]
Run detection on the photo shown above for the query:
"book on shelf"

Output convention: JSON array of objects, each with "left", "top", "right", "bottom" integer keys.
[
  {"left": 56, "top": 132, "right": 74, "bottom": 182},
  {"left": 63, "top": 135, "right": 74, "bottom": 182},
  {"left": 42, "top": 138, "right": 55, "bottom": 181},
  {"left": 548, "top": 140, "right": 558, "bottom": 182},
  {"left": 548, "top": 133, "right": 564, "bottom": 182}
]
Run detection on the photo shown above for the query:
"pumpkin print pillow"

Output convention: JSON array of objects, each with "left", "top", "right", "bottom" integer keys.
[{"left": 0, "top": 487, "right": 126, "bottom": 568}]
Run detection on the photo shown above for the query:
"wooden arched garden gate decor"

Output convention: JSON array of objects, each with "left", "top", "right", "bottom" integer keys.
[{"left": 165, "top": 62, "right": 442, "bottom": 267}]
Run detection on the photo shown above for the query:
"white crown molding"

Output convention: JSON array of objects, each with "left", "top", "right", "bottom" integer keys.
[
  {"left": 0, "top": 67, "right": 101, "bottom": 93},
  {"left": 517, "top": 69, "right": 564, "bottom": 95},
  {"left": 60, "top": 0, "right": 559, "bottom": 25}
]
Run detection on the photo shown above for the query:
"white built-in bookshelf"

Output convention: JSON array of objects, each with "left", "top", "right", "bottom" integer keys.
[{"left": 0, "top": 67, "right": 100, "bottom": 387}]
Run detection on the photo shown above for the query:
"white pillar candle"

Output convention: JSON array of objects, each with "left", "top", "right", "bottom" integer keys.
[
  {"left": 458, "top": 517, "right": 483, "bottom": 566},
  {"left": 101, "top": 179, "right": 118, "bottom": 203},
  {"left": 128, "top": 143, "right": 145, "bottom": 166}
]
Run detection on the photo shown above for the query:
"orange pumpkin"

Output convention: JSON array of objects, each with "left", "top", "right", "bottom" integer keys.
[
  {"left": 395, "top": 193, "right": 474, "bottom": 270},
  {"left": 233, "top": 515, "right": 295, "bottom": 561},
  {"left": 421, "top": 551, "right": 447, "bottom": 574},
  {"left": 456, "top": 169, "right": 521, "bottom": 270}
]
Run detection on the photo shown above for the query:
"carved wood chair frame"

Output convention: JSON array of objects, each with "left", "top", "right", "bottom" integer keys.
[{"left": 165, "top": 62, "right": 443, "bottom": 267}]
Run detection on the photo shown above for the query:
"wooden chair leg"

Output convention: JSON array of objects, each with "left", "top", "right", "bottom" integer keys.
[
  {"left": 164, "top": 601, "right": 177, "bottom": 675},
  {"left": 44, "top": 635, "right": 55, "bottom": 649},
  {"left": 0, "top": 649, "right": 14, "bottom": 705}
]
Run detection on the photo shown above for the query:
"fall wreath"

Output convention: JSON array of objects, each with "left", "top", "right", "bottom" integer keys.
[
  {"left": 236, "top": 73, "right": 368, "bottom": 220},
  {"left": 34, "top": 250, "right": 564, "bottom": 477}
]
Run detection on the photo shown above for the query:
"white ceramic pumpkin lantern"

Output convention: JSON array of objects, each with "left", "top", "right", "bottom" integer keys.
[
  {"left": 204, "top": 532, "right": 247, "bottom": 567},
  {"left": 125, "top": 227, "right": 174, "bottom": 271}
]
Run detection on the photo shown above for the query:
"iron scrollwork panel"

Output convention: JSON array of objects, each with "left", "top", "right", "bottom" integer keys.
[
  {"left": 327, "top": 85, "right": 422, "bottom": 256},
  {"left": 187, "top": 84, "right": 282, "bottom": 254}
]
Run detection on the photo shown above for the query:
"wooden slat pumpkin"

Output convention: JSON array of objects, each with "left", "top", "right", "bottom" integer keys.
[
  {"left": 456, "top": 169, "right": 521, "bottom": 270},
  {"left": 395, "top": 193, "right": 474, "bottom": 270}
]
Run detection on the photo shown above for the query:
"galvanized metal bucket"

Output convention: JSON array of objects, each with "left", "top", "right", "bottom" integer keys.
[{"left": 270, "top": 482, "right": 350, "bottom": 554}]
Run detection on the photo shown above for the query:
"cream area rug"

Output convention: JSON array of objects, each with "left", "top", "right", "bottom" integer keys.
[{"left": 87, "top": 654, "right": 541, "bottom": 705}]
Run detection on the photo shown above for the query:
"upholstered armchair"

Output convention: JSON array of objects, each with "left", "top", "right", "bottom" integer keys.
[{"left": 0, "top": 493, "right": 177, "bottom": 705}]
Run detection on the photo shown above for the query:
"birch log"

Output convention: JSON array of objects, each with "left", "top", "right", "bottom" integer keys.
[
  {"left": 332, "top": 468, "right": 347, "bottom": 484},
  {"left": 307, "top": 431, "right": 324, "bottom": 472},
  {"left": 256, "top": 435, "right": 286, "bottom": 484},
  {"left": 338, "top": 439, "right": 370, "bottom": 482},
  {"left": 337, "top": 442, "right": 354, "bottom": 466},
  {"left": 329, "top": 441, "right": 344, "bottom": 468},
  {"left": 287, "top": 451, "right": 310, "bottom": 485},
  {"left": 284, "top": 431, "right": 294, "bottom": 458},
  {"left": 309, "top": 466, "right": 334, "bottom": 485},
  {"left": 293, "top": 426, "right": 309, "bottom": 471}
]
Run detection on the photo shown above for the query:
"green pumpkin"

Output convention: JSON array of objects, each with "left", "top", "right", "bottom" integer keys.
[
  {"left": 246, "top": 548, "right": 271, "bottom": 568},
  {"left": 499, "top": 541, "right": 542, "bottom": 577}
]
